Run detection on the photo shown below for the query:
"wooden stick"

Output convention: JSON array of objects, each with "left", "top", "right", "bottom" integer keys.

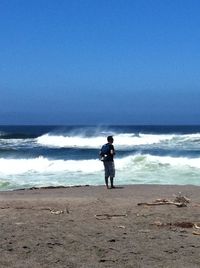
[
  {"left": 137, "top": 201, "right": 186, "bottom": 207},
  {"left": 193, "top": 231, "right": 200, "bottom": 235},
  {"left": 95, "top": 214, "right": 127, "bottom": 220}
]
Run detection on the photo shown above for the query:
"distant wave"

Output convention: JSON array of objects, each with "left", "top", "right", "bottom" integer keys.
[
  {"left": 0, "top": 138, "right": 36, "bottom": 150},
  {"left": 36, "top": 132, "right": 200, "bottom": 150},
  {"left": 0, "top": 133, "right": 37, "bottom": 139},
  {"left": 36, "top": 133, "right": 174, "bottom": 149}
]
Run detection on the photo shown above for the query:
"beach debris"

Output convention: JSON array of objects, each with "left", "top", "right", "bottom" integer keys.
[
  {"left": 194, "top": 223, "right": 200, "bottom": 229},
  {"left": 136, "top": 213, "right": 149, "bottom": 217},
  {"left": 138, "top": 194, "right": 190, "bottom": 208},
  {"left": 41, "top": 207, "right": 69, "bottom": 213},
  {"left": 137, "top": 200, "right": 186, "bottom": 207},
  {"left": 153, "top": 220, "right": 163, "bottom": 226},
  {"left": 95, "top": 213, "right": 127, "bottom": 220},
  {"left": 193, "top": 223, "right": 200, "bottom": 235},
  {"left": 152, "top": 221, "right": 200, "bottom": 229},
  {"left": 153, "top": 220, "right": 200, "bottom": 236},
  {"left": 139, "top": 229, "right": 151, "bottom": 233},
  {"left": 99, "top": 259, "right": 116, "bottom": 263},
  {"left": 173, "top": 222, "right": 194, "bottom": 228},
  {"left": 173, "top": 193, "right": 190, "bottom": 204},
  {"left": 0, "top": 205, "right": 69, "bottom": 214},
  {"left": 50, "top": 208, "right": 70, "bottom": 214},
  {"left": 0, "top": 206, "right": 10, "bottom": 209},
  {"left": 192, "top": 231, "right": 200, "bottom": 235},
  {"left": 50, "top": 210, "right": 64, "bottom": 215},
  {"left": 116, "top": 225, "right": 126, "bottom": 229},
  {"left": 15, "top": 184, "right": 90, "bottom": 191},
  {"left": 108, "top": 239, "right": 116, "bottom": 242},
  {"left": 40, "top": 207, "right": 69, "bottom": 214}
]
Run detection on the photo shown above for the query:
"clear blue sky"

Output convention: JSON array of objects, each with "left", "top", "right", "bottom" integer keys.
[{"left": 1, "top": 0, "right": 200, "bottom": 125}]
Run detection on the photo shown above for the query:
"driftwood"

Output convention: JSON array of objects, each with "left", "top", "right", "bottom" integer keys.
[
  {"left": 95, "top": 214, "right": 127, "bottom": 220},
  {"left": 193, "top": 231, "right": 200, "bottom": 235},
  {"left": 194, "top": 224, "right": 200, "bottom": 229},
  {"left": 138, "top": 201, "right": 186, "bottom": 207},
  {"left": 0, "top": 206, "right": 69, "bottom": 214},
  {"left": 116, "top": 225, "right": 126, "bottom": 229},
  {"left": 138, "top": 195, "right": 190, "bottom": 208},
  {"left": 50, "top": 210, "right": 65, "bottom": 215},
  {"left": 173, "top": 195, "right": 190, "bottom": 204},
  {"left": 15, "top": 185, "right": 90, "bottom": 191},
  {"left": 153, "top": 221, "right": 194, "bottom": 228},
  {"left": 192, "top": 223, "right": 200, "bottom": 235},
  {"left": 152, "top": 214, "right": 200, "bottom": 235}
]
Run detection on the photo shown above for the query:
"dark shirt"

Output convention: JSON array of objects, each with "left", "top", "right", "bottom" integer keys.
[{"left": 106, "top": 143, "right": 115, "bottom": 162}]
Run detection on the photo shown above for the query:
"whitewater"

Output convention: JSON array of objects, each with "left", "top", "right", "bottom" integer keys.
[{"left": 0, "top": 125, "right": 200, "bottom": 190}]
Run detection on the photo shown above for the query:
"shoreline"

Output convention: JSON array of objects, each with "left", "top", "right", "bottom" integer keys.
[
  {"left": 1, "top": 182, "right": 200, "bottom": 192},
  {"left": 1, "top": 184, "right": 200, "bottom": 267}
]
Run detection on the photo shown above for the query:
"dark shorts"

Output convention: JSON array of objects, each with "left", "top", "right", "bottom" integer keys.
[{"left": 103, "top": 161, "right": 115, "bottom": 177}]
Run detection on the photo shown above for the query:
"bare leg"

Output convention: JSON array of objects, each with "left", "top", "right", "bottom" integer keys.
[
  {"left": 105, "top": 176, "right": 109, "bottom": 189},
  {"left": 110, "top": 177, "right": 115, "bottom": 188}
]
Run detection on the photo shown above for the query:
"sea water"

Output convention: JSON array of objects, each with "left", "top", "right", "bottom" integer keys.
[{"left": 0, "top": 125, "right": 200, "bottom": 190}]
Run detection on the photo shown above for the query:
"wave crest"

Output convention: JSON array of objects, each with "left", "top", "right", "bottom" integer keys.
[
  {"left": 0, "top": 154, "right": 200, "bottom": 176},
  {"left": 36, "top": 133, "right": 175, "bottom": 149}
]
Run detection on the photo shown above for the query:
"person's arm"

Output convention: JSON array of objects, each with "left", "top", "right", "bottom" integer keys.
[{"left": 110, "top": 145, "right": 115, "bottom": 155}]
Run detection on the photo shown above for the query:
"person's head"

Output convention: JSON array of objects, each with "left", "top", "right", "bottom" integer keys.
[{"left": 107, "top": 135, "right": 114, "bottom": 143}]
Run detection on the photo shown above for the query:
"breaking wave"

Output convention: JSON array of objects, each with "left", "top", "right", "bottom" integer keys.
[
  {"left": 1, "top": 154, "right": 200, "bottom": 175},
  {"left": 36, "top": 132, "right": 200, "bottom": 150}
]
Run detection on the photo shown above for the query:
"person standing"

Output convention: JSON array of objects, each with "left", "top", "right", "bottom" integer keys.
[{"left": 100, "top": 136, "right": 115, "bottom": 189}]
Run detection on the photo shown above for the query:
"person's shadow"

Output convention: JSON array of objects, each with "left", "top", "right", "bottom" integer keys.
[{"left": 111, "top": 186, "right": 124, "bottom": 189}]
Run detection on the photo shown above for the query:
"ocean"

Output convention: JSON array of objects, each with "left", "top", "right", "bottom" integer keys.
[{"left": 0, "top": 125, "right": 200, "bottom": 190}]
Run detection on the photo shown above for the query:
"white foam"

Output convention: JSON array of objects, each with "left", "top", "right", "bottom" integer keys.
[
  {"left": 142, "top": 154, "right": 200, "bottom": 169},
  {"left": 36, "top": 134, "right": 105, "bottom": 149},
  {"left": 117, "top": 133, "right": 174, "bottom": 147},
  {"left": 36, "top": 133, "right": 175, "bottom": 149},
  {"left": 1, "top": 153, "right": 200, "bottom": 176},
  {"left": 0, "top": 156, "right": 103, "bottom": 175}
]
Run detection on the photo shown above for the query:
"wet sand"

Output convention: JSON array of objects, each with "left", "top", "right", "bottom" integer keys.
[{"left": 0, "top": 184, "right": 200, "bottom": 268}]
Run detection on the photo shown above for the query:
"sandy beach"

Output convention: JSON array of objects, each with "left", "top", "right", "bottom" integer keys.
[{"left": 0, "top": 184, "right": 200, "bottom": 268}]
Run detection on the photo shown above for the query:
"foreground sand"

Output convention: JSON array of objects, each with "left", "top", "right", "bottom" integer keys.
[{"left": 0, "top": 184, "right": 200, "bottom": 268}]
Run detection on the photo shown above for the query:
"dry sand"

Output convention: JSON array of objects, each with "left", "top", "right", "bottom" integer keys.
[{"left": 0, "top": 184, "right": 200, "bottom": 268}]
